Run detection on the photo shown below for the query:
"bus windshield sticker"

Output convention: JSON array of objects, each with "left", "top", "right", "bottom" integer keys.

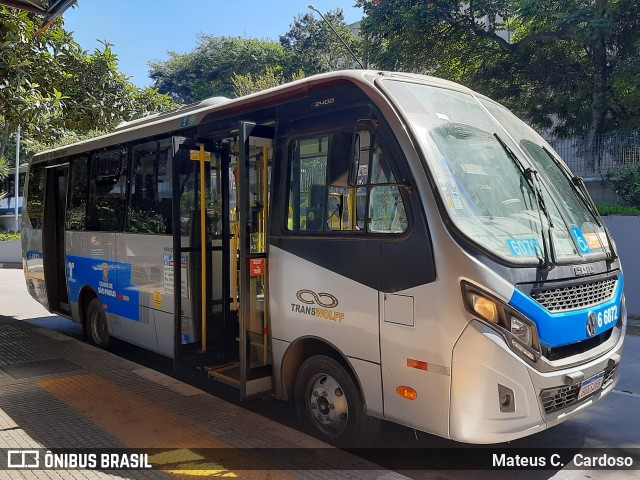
[
  {"left": 571, "top": 227, "right": 592, "bottom": 254},
  {"left": 507, "top": 238, "right": 541, "bottom": 257},
  {"left": 584, "top": 232, "right": 602, "bottom": 250}
]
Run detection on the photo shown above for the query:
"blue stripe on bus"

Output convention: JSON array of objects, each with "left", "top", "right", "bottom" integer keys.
[
  {"left": 66, "top": 255, "right": 140, "bottom": 322},
  {"left": 509, "top": 274, "right": 624, "bottom": 348}
]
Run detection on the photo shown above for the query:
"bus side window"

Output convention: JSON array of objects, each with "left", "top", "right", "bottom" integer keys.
[
  {"left": 26, "top": 163, "right": 45, "bottom": 228},
  {"left": 88, "top": 147, "right": 128, "bottom": 232},
  {"left": 287, "top": 132, "right": 366, "bottom": 232},
  {"left": 66, "top": 156, "right": 88, "bottom": 231},
  {"left": 288, "top": 136, "right": 329, "bottom": 231},
  {"left": 365, "top": 135, "right": 408, "bottom": 234},
  {"left": 127, "top": 139, "right": 173, "bottom": 234}
]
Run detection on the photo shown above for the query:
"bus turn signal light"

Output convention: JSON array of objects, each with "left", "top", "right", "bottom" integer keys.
[{"left": 396, "top": 386, "right": 417, "bottom": 400}]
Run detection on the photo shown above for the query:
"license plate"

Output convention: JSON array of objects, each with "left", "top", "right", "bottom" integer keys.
[{"left": 577, "top": 372, "right": 605, "bottom": 400}]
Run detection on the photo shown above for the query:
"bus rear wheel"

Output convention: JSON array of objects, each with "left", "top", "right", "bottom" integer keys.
[
  {"left": 86, "top": 298, "right": 110, "bottom": 348},
  {"left": 294, "top": 355, "right": 379, "bottom": 446}
]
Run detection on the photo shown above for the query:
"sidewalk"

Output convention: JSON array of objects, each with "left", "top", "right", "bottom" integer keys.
[{"left": 0, "top": 315, "right": 405, "bottom": 480}]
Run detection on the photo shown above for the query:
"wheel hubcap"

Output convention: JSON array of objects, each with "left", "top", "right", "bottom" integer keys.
[{"left": 306, "top": 373, "right": 348, "bottom": 437}]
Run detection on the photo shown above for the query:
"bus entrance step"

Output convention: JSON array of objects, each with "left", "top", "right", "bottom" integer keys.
[{"left": 206, "top": 362, "right": 240, "bottom": 387}]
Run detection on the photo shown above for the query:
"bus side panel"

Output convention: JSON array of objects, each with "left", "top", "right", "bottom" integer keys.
[
  {"left": 379, "top": 282, "right": 455, "bottom": 438},
  {"left": 66, "top": 231, "right": 162, "bottom": 353},
  {"left": 117, "top": 233, "right": 178, "bottom": 354},
  {"left": 66, "top": 231, "right": 116, "bottom": 324},
  {"left": 269, "top": 246, "right": 382, "bottom": 409}
]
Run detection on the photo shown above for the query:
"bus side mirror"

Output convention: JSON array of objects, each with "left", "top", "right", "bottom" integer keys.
[{"left": 348, "top": 134, "right": 360, "bottom": 186}]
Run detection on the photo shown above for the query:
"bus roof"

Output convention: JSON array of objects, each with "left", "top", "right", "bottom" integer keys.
[{"left": 31, "top": 70, "right": 474, "bottom": 164}]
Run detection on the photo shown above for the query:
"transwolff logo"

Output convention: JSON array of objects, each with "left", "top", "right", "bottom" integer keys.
[{"left": 291, "top": 289, "right": 344, "bottom": 322}]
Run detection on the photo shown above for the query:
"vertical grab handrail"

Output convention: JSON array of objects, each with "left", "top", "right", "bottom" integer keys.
[{"left": 198, "top": 144, "right": 207, "bottom": 353}]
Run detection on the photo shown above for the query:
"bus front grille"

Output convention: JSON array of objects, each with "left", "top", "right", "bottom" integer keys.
[
  {"left": 540, "top": 364, "right": 617, "bottom": 415},
  {"left": 531, "top": 277, "right": 617, "bottom": 313}
]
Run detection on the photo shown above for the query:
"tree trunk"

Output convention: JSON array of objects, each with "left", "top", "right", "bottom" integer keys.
[{"left": 585, "top": 0, "right": 609, "bottom": 173}]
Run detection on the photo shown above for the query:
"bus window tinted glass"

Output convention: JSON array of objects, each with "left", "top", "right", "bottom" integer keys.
[
  {"left": 66, "top": 156, "right": 88, "bottom": 231},
  {"left": 128, "top": 139, "right": 173, "bottom": 234},
  {"left": 288, "top": 133, "right": 368, "bottom": 232},
  {"left": 288, "top": 136, "right": 329, "bottom": 231},
  {"left": 26, "top": 163, "right": 45, "bottom": 228},
  {"left": 88, "top": 147, "right": 128, "bottom": 232},
  {"left": 360, "top": 130, "right": 408, "bottom": 234}
]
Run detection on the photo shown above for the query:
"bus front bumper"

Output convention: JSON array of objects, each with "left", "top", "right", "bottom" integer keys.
[{"left": 449, "top": 319, "right": 625, "bottom": 444}]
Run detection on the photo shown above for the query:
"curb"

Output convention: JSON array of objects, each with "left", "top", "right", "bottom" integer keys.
[{"left": 0, "top": 262, "right": 21, "bottom": 269}]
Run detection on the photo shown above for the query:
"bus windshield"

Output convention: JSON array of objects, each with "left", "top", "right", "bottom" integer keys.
[{"left": 382, "top": 80, "right": 610, "bottom": 264}]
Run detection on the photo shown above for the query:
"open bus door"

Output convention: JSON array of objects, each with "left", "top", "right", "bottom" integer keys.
[
  {"left": 42, "top": 164, "right": 70, "bottom": 315},
  {"left": 172, "top": 124, "right": 273, "bottom": 400},
  {"left": 234, "top": 122, "right": 273, "bottom": 399},
  {"left": 172, "top": 138, "right": 232, "bottom": 369}
]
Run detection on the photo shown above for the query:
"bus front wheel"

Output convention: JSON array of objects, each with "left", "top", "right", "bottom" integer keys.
[
  {"left": 86, "top": 298, "right": 110, "bottom": 348},
  {"left": 294, "top": 355, "right": 379, "bottom": 446}
]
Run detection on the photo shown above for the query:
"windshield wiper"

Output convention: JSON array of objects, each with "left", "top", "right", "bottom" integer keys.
[
  {"left": 494, "top": 133, "right": 555, "bottom": 269},
  {"left": 541, "top": 146, "right": 617, "bottom": 261}
]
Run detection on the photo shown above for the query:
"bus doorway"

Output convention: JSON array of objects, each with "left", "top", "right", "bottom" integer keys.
[
  {"left": 172, "top": 123, "right": 273, "bottom": 399},
  {"left": 42, "top": 165, "right": 70, "bottom": 315}
]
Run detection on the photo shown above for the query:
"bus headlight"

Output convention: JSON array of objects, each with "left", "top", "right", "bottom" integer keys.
[
  {"left": 462, "top": 282, "right": 540, "bottom": 362},
  {"left": 470, "top": 294, "right": 499, "bottom": 324}
]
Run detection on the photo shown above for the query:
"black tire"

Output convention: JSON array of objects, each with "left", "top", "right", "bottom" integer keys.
[
  {"left": 85, "top": 298, "right": 110, "bottom": 348},
  {"left": 294, "top": 354, "right": 380, "bottom": 446}
]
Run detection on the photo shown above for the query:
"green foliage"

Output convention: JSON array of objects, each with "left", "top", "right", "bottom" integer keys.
[
  {"left": 231, "top": 67, "right": 305, "bottom": 97},
  {"left": 149, "top": 36, "right": 287, "bottom": 102},
  {"left": 596, "top": 203, "right": 640, "bottom": 216},
  {"left": 149, "top": 9, "right": 362, "bottom": 102},
  {"left": 280, "top": 10, "right": 363, "bottom": 74},
  {"left": 357, "top": 0, "right": 640, "bottom": 138},
  {"left": 0, "top": 7, "right": 65, "bottom": 156},
  {"left": 127, "top": 210, "right": 166, "bottom": 234},
  {"left": 22, "top": 128, "right": 107, "bottom": 157},
  {"left": 52, "top": 40, "right": 177, "bottom": 133},
  {"left": 604, "top": 164, "right": 640, "bottom": 206},
  {"left": 65, "top": 207, "right": 86, "bottom": 231},
  {"left": 0, "top": 229, "right": 20, "bottom": 241},
  {"left": 0, "top": 7, "right": 176, "bottom": 159}
]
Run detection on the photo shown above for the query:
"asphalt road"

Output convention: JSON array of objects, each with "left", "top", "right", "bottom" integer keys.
[{"left": 1, "top": 268, "right": 639, "bottom": 479}]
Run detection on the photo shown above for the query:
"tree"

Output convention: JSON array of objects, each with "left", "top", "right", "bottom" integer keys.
[
  {"left": 149, "top": 9, "right": 364, "bottom": 103},
  {"left": 231, "top": 66, "right": 305, "bottom": 97},
  {"left": 0, "top": 7, "right": 64, "bottom": 159},
  {"left": 357, "top": 0, "right": 640, "bottom": 148},
  {"left": 280, "top": 9, "right": 363, "bottom": 75},
  {"left": 50, "top": 40, "right": 175, "bottom": 133},
  {"left": 149, "top": 36, "right": 287, "bottom": 103},
  {"left": 0, "top": 6, "right": 175, "bottom": 160}
]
